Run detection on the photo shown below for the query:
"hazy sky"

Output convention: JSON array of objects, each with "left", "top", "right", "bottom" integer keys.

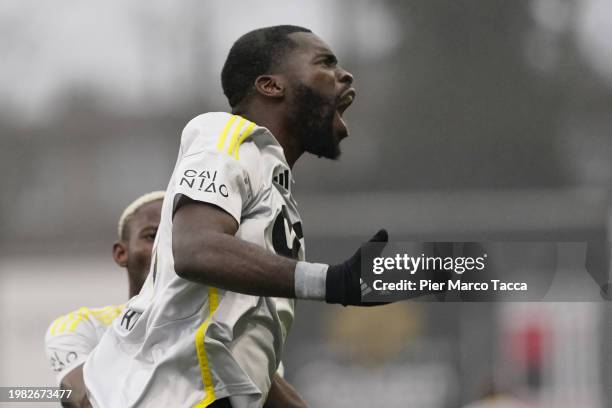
[
  {"left": 0, "top": 0, "right": 399, "bottom": 122},
  {"left": 1, "top": 0, "right": 610, "bottom": 122}
]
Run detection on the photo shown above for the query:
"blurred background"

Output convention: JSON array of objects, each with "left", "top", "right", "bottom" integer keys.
[{"left": 1, "top": 0, "right": 612, "bottom": 406}]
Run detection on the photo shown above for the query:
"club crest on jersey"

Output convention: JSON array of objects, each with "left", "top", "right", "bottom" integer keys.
[
  {"left": 49, "top": 350, "right": 78, "bottom": 373},
  {"left": 272, "top": 205, "right": 303, "bottom": 260},
  {"left": 180, "top": 169, "right": 229, "bottom": 197}
]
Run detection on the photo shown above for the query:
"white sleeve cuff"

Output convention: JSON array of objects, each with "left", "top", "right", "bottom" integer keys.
[{"left": 294, "top": 261, "right": 328, "bottom": 300}]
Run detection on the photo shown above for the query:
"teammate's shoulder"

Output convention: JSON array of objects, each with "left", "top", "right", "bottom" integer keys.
[{"left": 46, "top": 304, "right": 125, "bottom": 338}]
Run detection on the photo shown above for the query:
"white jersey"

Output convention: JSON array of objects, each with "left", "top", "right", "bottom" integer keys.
[
  {"left": 44, "top": 305, "right": 124, "bottom": 384},
  {"left": 85, "top": 113, "right": 304, "bottom": 408}
]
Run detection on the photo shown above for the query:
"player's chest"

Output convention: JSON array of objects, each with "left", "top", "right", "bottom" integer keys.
[{"left": 240, "top": 162, "right": 305, "bottom": 260}]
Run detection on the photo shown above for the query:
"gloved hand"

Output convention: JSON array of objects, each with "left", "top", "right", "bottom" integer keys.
[{"left": 325, "top": 229, "right": 389, "bottom": 306}]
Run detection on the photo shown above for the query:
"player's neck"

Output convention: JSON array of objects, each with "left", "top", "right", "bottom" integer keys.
[
  {"left": 233, "top": 107, "right": 303, "bottom": 168},
  {"left": 127, "top": 277, "right": 140, "bottom": 298}
]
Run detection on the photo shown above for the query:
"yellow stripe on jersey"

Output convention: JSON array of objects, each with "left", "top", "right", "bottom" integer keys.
[
  {"left": 216, "top": 115, "right": 239, "bottom": 152},
  {"left": 231, "top": 121, "right": 256, "bottom": 160},
  {"left": 57, "top": 312, "right": 75, "bottom": 334},
  {"left": 225, "top": 117, "right": 247, "bottom": 157},
  {"left": 90, "top": 305, "right": 124, "bottom": 326},
  {"left": 49, "top": 305, "right": 125, "bottom": 336},
  {"left": 194, "top": 288, "right": 220, "bottom": 408},
  {"left": 67, "top": 307, "right": 91, "bottom": 332},
  {"left": 49, "top": 315, "right": 68, "bottom": 336}
]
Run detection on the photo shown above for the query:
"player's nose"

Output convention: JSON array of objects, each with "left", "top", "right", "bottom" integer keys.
[{"left": 337, "top": 66, "right": 354, "bottom": 86}]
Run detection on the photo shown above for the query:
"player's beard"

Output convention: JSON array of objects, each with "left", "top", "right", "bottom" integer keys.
[{"left": 290, "top": 83, "right": 340, "bottom": 160}]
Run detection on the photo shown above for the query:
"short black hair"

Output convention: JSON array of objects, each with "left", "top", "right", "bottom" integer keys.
[{"left": 221, "top": 25, "right": 312, "bottom": 108}]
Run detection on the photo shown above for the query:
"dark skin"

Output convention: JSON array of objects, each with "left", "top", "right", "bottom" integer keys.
[
  {"left": 59, "top": 366, "right": 91, "bottom": 408},
  {"left": 113, "top": 199, "right": 163, "bottom": 298},
  {"left": 174, "top": 32, "right": 355, "bottom": 408},
  {"left": 233, "top": 32, "right": 354, "bottom": 167}
]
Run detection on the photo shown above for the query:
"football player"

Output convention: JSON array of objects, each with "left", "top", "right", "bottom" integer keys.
[
  {"left": 45, "top": 191, "right": 164, "bottom": 407},
  {"left": 85, "top": 26, "right": 388, "bottom": 408},
  {"left": 46, "top": 191, "right": 303, "bottom": 408}
]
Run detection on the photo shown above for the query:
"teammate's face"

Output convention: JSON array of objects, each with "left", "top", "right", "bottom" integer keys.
[
  {"left": 282, "top": 32, "right": 355, "bottom": 159},
  {"left": 114, "top": 200, "right": 162, "bottom": 294}
]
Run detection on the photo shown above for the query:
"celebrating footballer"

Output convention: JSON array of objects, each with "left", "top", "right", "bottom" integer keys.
[{"left": 82, "top": 25, "right": 388, "bottom": 408}]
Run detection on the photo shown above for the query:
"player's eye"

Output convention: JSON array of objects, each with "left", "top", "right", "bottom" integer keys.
[
  {"left": 143, "top": 229, "right": 157, "bottom": 241},
  {"left": 320, "top": 55, "right": 337, "bottom": 67}
]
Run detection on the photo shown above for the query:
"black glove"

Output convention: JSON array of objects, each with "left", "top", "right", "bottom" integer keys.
[{"left": 325, "top": 229, "right": 389, "bottom": 306}]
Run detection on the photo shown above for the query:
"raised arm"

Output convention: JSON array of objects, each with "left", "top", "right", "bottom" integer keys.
[
  {"left": 171, "top": 195, "right": 389, "bottom": 306},
  {"left": 172, "top": 196, "right": 296, "bottom": 298}
]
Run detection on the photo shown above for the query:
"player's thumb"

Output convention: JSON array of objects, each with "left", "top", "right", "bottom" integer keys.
[
  {"left": 367, "top": 229, "right": 389, "bottom": 257},
  {"left": 369, "top": 229, "right": 389, "bottom": 244}
]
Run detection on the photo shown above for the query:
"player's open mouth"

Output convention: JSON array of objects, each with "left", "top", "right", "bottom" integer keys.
[
  {"left": 337, "top": 88, "right": 356, "bottom": 116},
  {"left": 335, "top": 88, "right": 356, "bottom": 139}
]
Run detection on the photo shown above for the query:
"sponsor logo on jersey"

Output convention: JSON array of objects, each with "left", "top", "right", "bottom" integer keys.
[
  {"left": 49, "top": 350, "right": 78, "bottom": 372},
  {"left": 179, "top": 169, "right": 229, "bottom": 197},
  {"left": 120, "top": 309, "right": 141, "bottom": 331},
  {"left": 273, "top": 169, "right": 290, "bottom": 191}
]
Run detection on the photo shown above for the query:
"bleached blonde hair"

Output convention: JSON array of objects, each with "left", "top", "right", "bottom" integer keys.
[{"left": 117, "top": 191, "right": 165, "bottom": 240}]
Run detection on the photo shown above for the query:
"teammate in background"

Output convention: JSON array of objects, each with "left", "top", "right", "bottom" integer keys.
[
  {"left": 85, "top": 25, "right": 388, "bottom": 408},
  {"left": 44, "top": 191, "right": 164, "bottom": 407},
  {"left": 45, "top": 191, "right": 303, "bottom": 408}
]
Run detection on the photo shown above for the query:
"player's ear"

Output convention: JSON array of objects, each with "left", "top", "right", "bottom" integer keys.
[
  {"left": 113, "top": 241, "right": 128, "bottom": 268},
  {"left": 254, "top": 75, "right": 285, "bottom": 99}
]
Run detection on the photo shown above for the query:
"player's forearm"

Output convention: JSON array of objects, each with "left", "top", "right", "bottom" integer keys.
[
  {"left": 60, "top": 365, "right": 92, "bottom": 408},
  {"left": 173, "top": 229, "right": 298, "bottom": 298},
  {"left": 263, "top": 374, "right": 309, "bottom": 408},
  {"left": 172, "top": 199, "right": 389, "bottom": 306}
]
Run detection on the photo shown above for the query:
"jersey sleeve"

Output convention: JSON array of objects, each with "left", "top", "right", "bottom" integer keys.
[
  {"left": 44, "top": 306, "right": 123, "bottom": 384},
  {"left": 172, "top": 113, "right": 260, "bottom": 224}
]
